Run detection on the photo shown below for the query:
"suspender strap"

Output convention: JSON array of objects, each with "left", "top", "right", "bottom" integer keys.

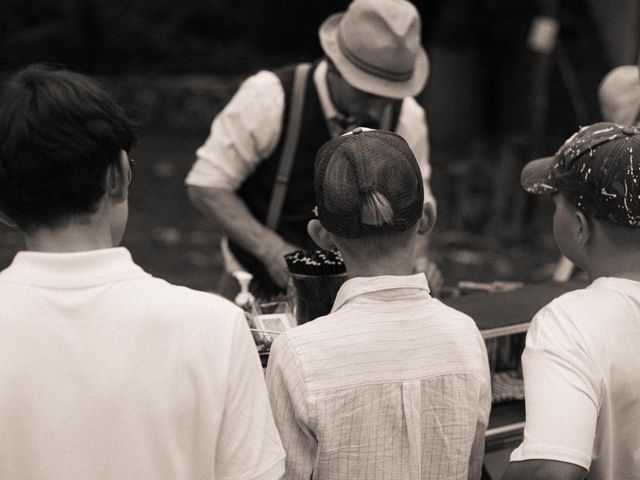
[{"left": 265, "top": 63, "right": 312, "bottom": 230}]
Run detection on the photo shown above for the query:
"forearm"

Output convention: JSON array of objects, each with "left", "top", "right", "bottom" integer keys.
[
  {"left": 502, "top": 460, "right": 587, "bottom": 480},
  {"left": 187, "top": 185, "right": 296, "bottom": 263}
]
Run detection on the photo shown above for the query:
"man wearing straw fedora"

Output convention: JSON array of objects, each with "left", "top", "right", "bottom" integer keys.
[
  {"left": 502, "top": 123, "right": 640, "bottom": 480},
  {"left": 186, "top": 0, "right": 438, "bottom": 298}
]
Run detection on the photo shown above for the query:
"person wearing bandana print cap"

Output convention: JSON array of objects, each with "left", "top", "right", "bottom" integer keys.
[{"left": 503, "top": 122, "right": 640, "bottom": 480}]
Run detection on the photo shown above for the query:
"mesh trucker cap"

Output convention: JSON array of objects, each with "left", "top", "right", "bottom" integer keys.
[
  {"left": 314, "top": 128, "right": 424, "bottom": 238},
  {"left": 521, "top": 122, "right": 640, "bottom": 227}
]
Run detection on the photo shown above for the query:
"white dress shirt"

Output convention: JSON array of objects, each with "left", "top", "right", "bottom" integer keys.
[
  {"left": 185, "top": 60, "right": 434, "bottom": 204},
  {"left": 266, "top": 273, "right": 491, "bottom": 480}
]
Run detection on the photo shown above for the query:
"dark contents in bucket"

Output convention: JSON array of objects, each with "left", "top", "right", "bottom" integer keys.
[
  {"left": 284, "top": 248, "right": 346, "bottom": 276},
  {"left": 284, "top": 249, "right": 347, "bottom": 324}
]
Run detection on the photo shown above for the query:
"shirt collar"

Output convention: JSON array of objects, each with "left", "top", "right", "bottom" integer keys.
[
  {"left": 314, "top": 59, "right": 339, "bottom": 122},
  {"left": 0, "top": 247, "right": 149, "bottom": 289},
  {"left": 331, "top": 273, "right": 431, "bottom": 313}
]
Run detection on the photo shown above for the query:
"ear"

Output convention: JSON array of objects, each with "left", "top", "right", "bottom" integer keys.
[
  {"left": 575, "top": 210, "right": 591, "bottom": 247},
  {"left": 307, "top": 219, "right": 335, "bottom": 250},
  {"left": 106, "top": 150, "right": 130, "bottom": 204},
  {"left": 0, "top": 210, "right": 17, "bottom": 228},
  {"left": 417, "top": 201, "right": 437, "bottom": 235}
]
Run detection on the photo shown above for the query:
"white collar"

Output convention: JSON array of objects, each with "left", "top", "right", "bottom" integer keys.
[
  {"left": 0, "top": 247, "right": 149, "bottom": 289},
  {"left": 331, "top": 273, "right": 431, "bottom": 312}
]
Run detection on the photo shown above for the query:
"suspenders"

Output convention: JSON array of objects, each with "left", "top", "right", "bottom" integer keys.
[{"left": 264, "top": 63, "right": 312, "bottom": 231}]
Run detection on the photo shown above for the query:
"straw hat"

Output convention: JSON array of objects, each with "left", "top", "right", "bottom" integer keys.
[{"left": 319, "top": 0, "right": 429, "bottom": 99}]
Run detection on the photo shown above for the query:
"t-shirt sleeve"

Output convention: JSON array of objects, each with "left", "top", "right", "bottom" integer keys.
[
  {"left": 510, "top": 303, "right": 601, "bottom": 470},
  {"left": 185, "top": 70, "right": 285, "bottom": 190},
  {"left": 215, "top": 310, "right": 285, "bottom": 480}
]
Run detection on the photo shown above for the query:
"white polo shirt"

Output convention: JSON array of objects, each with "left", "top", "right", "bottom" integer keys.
[{"left": 0, "top": 248, "right": 284, "bottom": 480}]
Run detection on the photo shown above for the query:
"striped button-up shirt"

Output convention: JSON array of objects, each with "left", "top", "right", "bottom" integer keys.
[{"left": 266, "top": 274, "right": 491, "bottom": 479}]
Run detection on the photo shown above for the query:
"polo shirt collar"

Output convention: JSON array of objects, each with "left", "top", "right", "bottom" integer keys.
[
  {"left": 0, "top": 247, "right": 148, "bottom": 288},
  {"left": 331, "top": 273, "right": 431, "bottom": 313}
]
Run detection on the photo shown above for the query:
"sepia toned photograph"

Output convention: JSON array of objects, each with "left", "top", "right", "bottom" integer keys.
[{"left": 1, "top": 1, "right": 639, "bottom": 479}]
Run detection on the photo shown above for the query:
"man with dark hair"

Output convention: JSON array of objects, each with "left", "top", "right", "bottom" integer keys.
[
  {"left": 266, "top": 128, "right": 490, "bottom": 479},
  {"left": 0, "top": 64, "right": 284, "bottom": 480},
  {"left": 185, "top": 0, "right": 438, "bottom": 298},
  {"left": 502, "top": 123, "right": 640, "bottom": 480}
]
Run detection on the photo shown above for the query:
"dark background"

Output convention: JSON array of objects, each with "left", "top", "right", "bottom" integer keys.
[{"left": 1, "top": 0, "right": 638, "bottom": 291}]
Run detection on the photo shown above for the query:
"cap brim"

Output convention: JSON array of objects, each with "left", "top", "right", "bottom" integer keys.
[
  {"left": 520, "top": 156, "right": 558, "bottom": 194},
  {"left": 319, "top": 13, "right": 429, "bottom": 99}
]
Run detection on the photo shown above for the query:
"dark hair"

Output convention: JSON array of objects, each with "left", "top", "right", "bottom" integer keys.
[{"left": 0, "top": 64, "right": 136, "bottom": 231}]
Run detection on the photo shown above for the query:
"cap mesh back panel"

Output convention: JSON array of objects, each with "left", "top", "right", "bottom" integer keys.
[{"left": 314, "top": 130, "right": 423, "bottom": 237}]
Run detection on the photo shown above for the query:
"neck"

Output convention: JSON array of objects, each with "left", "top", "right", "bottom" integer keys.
[
  {"left": 588, "top": 264, "right": 640, "bottom": 283},
  {"left": 23, "top": 216, "right": 117, "bottom": 253},
  {"left": 342, "top": 250, "right": 415, "bottom": 279},
  {"left": 583, "top": 252, "right": 640, "bottom": 283}
]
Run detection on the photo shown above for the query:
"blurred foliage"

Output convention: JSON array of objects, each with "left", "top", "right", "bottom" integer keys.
[
  {"left": 107, "top": 74, "right": 239, "bottom": 131},
  {"left": 2, "top": 0, "right": 356, "bottom": 74}
]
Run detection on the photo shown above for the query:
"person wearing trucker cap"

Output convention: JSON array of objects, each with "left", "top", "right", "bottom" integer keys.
[
  {"left": 503, "top": 122, "right": 640, "bottom": 480},
  {"left": 266, "top": 128, "right": 490, "bottom": 480},
  {"left": 185, "top": 0, "right": 438, "bottom": 298}
]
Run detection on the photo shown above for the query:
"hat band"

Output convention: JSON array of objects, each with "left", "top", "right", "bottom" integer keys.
[{"left": 337, "top": 29, "right": 414, "bottom": 83}]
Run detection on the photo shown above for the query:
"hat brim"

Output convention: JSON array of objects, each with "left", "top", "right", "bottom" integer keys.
[
  {"left": 319, "top": 13, "right": 429, "bottom": 99},
  {"left": 520, "top": 156, "right": 558, "bottom": 194}
]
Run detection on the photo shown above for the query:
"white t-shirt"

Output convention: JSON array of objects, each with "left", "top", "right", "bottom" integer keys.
[
  {"left": 510, "top": 276, "right": 640, "bottom": 479},
  {"left": 0, "top": 248, "right": 284, "bottom": 480}
]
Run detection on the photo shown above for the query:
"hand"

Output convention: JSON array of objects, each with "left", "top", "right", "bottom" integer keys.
[{"left": 263, "top": 241, "right": 298, "bottom": 289}]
